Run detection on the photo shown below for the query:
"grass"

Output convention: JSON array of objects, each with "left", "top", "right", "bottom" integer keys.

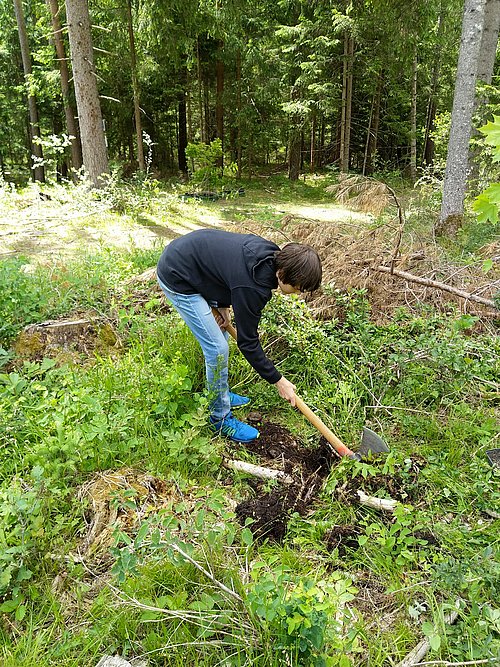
[{"left": 0, "top": 175, "right": 499, "bottom": 666}]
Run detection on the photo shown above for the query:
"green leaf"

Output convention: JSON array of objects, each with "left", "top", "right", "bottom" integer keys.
[
  {"left": 0, "top": 598, "right": 19, "bottom": 613},
  {"left": 482, "top": 258, "right": 494, "bottom": 273},
  {"left": 15, "top": 604, "right": 26, "bottom": 622},
  {"left": 429, "top": 633, "right": 441, "bottom": 651},
  {"left": 241, "top": 527, "right": 254, "bottom": 546},
  {"left": 473, "top": 193, "right": 499, "bottom": 224},
  {"left": 479, "top": 116, "right": 500, "bottom": 148}
]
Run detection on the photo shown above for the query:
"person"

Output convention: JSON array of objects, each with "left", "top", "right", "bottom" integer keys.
[{"left": 156, "top": 229, "right": 322, "bottom": 443}]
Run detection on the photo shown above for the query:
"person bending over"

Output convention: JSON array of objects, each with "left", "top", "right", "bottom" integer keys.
[{"left": 157, "top": 229, "right": 322, "bottom": 443}]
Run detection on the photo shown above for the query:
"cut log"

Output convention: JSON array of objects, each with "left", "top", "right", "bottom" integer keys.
[
  {"left": 357, "top": 490, "right": 398, "bottom": 513},
  {"left": 223, "top": 458, "right": 294, "bottom": 485}
]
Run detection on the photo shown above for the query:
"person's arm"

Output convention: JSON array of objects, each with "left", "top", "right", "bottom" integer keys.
[
  {"left": 231, "top": 288, "right": 281, "bottom": 384},
  {"left": 230, "top": 288, "right": 295, "bottom": 406}
]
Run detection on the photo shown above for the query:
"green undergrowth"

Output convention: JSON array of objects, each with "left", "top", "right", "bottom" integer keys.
[{"left": 0, "top": 246, "right": 499, "bottom": 667}]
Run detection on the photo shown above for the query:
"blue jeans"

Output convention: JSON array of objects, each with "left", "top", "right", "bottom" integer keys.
[{"left": 157, "top": 276, "right": 230, "bottom": 420}]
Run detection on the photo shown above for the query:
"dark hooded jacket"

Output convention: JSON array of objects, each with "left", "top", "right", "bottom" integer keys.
[{"left": 157, "top": 229, "right": 281, "bottom": 383}]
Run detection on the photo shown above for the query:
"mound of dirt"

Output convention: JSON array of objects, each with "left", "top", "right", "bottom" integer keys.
[{"left": 234, "top": 420, "right": 337, "bottom": 541}]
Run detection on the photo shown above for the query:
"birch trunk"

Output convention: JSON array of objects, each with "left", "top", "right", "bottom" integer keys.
[
  {"left": 340, "top": 34, "right": 354, "bottom": 172},
  {"left": 476, "top": 0, "right": 500, "bottom": 83},
  {"left": 343, "top": 36, "right": 354, "bottom": 172},
  {"left": 13, "top": 0, "right": 45, "bottom": 183},
  {"left": 310, "top": 113, "right": 315, "bottom": 173},
  {"left": 196, "top": 39, "right": 205, "bottom": 143},
  {"left": 236, "top": 49, "right": 242, "bottom": 179},
  {"left": 439, "top": 0, "right": 486, "bottom": 232},
  {"left": 339, "top": 33, "right": 348, "bottom": 171},
  {"left": 65, "top": 0, "right": 109, "bottom": 187}
]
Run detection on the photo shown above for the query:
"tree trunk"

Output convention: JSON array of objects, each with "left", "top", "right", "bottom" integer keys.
[
  {"left": 126, "top": 0, "right": 144, "bottom": 172},
  {"left": 340, "top": 34, "right": 354, "bottom": 172},
  {"left": 215, "top": 43, "right": 224, "bottom": 169},
  {"left": 46, "top": 0, "right": 82, "bottom": 177},
  {"left": 409, "top": 46, "right": 418, "bottom": 183},
  {"left": 288, "top": 125, "right": 301, "bottom": 180},
  {"left": 339, "top": 35, "right": 348, "bottom": 171},
  {"left": 203, "top": 72, "right": 210, "bottom": 143},
  {"left": 363, "top": 71, "right": 383, "bottom": 175},
  {"left": 469, "top": 0, "right": 500, "bottom": 178},
  {"left": 13, "top": 0, "right": 45, "bottom": 183},
  {"left": 423, "top": 5, "right": 445, "bottom": 166},
  {"left": 196, "top": 39, "right": 204, "bottom": 143},
  {"left": 310, "top": 113, "right": 315, "bottom": 173},
  {"left": 186, "top": 70, "right": 193, "bottom": 143},
  {"left": 178, "top": 69, "right": 188, "bottom": 175},
  {"left": 439, "top": 0, "right": 486, "bottom": 233},
  {"left": 477, "top": 0, "right": 500, "bottom": 83},
  {"left": 236, "top": 49, "right": 242, "bottom": 179},
  {"left": 65, "top": 0, "right": 109, "bottom": 187}
]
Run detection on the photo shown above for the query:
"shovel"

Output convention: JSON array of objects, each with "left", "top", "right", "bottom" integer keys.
[{"left": 217, "top": 312, "right": 389, "bottom": 460}]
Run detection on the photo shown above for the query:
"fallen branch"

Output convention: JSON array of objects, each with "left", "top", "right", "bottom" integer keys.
[
  {"left": 223, "top": 458, "right": 294, "bottom": 485},
  {"left": 169, "top": 542, "right": 243, "bottom": 602},
  {"left": 395, "top": 601, "right": 461, "bottom": 667},
  {"left": 357, "top": 490, "right": 397, "bottom": 513},
  {"left": 371, "top": 265, "right": 497, "bottom": 309}
]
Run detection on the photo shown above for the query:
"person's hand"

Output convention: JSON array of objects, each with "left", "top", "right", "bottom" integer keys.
[
  {"left": 274, "top": 376, "right": 297, "bottom": 406},
  {"left": 214, "top": 307, "right": 231, "bottom": 330}
]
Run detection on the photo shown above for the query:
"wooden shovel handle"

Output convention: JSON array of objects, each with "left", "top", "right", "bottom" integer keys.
[
  {"left": 294, "top": 397, "right": 357, "bottom": 459},
  {"left": 212, "top": 308, "right": 358, "bottom": 460}
]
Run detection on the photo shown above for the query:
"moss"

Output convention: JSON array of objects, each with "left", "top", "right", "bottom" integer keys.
[{"left": 13, "top": 331, "right": 45, "bottom": 360}]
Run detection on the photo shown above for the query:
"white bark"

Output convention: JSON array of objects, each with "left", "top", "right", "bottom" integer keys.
[
  {"left": 65, "top": 0, "right": 109, "bottom": 187},
  {"left": 440, "top": 0, "right": 487, "bottom": 226},
  {"left": 223, "top": 459, "right": 294, "bottom": 485}
]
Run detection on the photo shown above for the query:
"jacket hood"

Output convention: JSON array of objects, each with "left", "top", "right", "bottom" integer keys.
[{"left": 242, "top": 235, "right": 280, "bottom": 288}]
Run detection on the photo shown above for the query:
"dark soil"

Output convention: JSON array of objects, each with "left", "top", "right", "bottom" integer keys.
[
  {"left": 324, "top": 525, "right": 361, "bottom": 557},
  {"left": 234, "top": 420, "right": 337, "bottom": 541}
]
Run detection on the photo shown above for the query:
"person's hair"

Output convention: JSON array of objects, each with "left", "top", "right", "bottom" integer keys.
[{"left": 274, "top": 243, "right": 322, "bottom": 292}]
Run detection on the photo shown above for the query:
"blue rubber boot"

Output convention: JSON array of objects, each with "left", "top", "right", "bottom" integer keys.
[
  {"left": 229, "top": 391, "right": 250, "bottom": 409},
  {"left": 209, "top": 412, "right": 259, "bottom": 443}
]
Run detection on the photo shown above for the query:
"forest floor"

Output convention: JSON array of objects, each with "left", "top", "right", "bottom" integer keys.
[
  {"left": 0, "top": 177, "right": 369, "bottom": 261},
  {"left": 0, "top": 174, "right": 499, "bottom": 667}
]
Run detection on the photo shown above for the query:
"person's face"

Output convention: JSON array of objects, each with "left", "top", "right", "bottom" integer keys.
[{"left": 277, "top": 274, "right": 301, "bottom": 295}]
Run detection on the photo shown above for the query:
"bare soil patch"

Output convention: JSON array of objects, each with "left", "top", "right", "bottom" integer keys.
[{"left": 233, "top": 419, "right": 337, "bottom": 541}]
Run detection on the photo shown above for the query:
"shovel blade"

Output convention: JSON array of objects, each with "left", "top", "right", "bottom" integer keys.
[{"left": 358, "top": 427, "right": 389, "bottom": 457}]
